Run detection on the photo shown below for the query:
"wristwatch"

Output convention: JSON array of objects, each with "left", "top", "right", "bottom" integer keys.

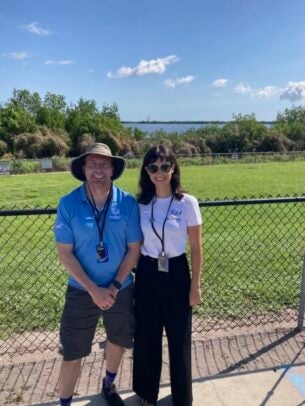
[{"left": 112, "top": 280, "right": 122, "bottom": 290}]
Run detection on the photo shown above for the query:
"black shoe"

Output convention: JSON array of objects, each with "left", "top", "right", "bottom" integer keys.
[
  {"left": 140, "top": 398, "right": 157, "bottom": 406},
  {"left": 101, "top": 383, "right": 125, "bottom": 406}
]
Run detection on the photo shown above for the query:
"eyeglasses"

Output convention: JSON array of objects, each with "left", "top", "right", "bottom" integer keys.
[
  {"left": 86, "top": 162, "right": 112, "bottom": 170},
  {"left": 146, "top": 163, "right": 172, "bottom": 174}
]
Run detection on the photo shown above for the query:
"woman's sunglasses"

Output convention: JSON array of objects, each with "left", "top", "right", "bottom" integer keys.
[{"left": 146, "top": 163, "right": 173, "bottom": 174}]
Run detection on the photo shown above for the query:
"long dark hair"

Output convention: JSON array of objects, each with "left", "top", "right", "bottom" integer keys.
[{"left": 137, "top": 144, "right": 185, "bottom": 204}]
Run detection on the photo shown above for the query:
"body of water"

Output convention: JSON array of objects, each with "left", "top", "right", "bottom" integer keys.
[{"left": 123, "top": 122, "right": 274, "bottom": 134}]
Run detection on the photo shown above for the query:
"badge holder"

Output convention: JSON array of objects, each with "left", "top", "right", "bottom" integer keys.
[
  {"left": 158, "top": 252, "right": 169, "bottom": 272},
  {"left": 96, "top": 242, "right": 109, "bottom": 263}
]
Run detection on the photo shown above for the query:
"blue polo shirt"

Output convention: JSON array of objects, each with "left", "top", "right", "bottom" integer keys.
[{"left": 54, "top": 184, "right": 142, "bottom": 290}]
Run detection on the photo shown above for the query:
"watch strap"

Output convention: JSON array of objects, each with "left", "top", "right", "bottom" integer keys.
[{"left": 112, "top": 280, "right": 122, "bottom": 290}]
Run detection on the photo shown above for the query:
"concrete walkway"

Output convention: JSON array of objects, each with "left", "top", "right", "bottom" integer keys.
[
  {"left": 30, "top": 365, "right": 305, "bottom": 406},
  {"left": 2, "top": 327, "right": 305, "bottom": 406}
]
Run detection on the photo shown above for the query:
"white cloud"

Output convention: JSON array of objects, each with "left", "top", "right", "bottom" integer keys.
[
  {"left": 22, "top": 22, "right": 50, "bottom": 36},
  {"left": 107, "top": 55, "right": 179, "bottom": 78},
  {"left": 164, "top": 75, "right": 194, "bottom": 88},
  {"left": 252, "top": 86, "right": 279, "bottom": 98},
  {"left": 235, "top": 82, "right": 252, "bottom": 95},
  {"left": 163, "top": 79, "right": 176, "bottom": 88},
  {"left": 44, "top": 59, "right": 75, "bottom": 65},
  {"left": 2, "top": 51, "right": 31, "bottom": 60},
  {"left": 177, "top": 76, "right": 194, "bottom": 84},
  {"left": 280, "top": 81, "right": 305, "bottom": 101},
  {"left": 212, "top": 78, "right": 229, "bottom": 88},
  {"left": 235, "top": 82, "right": 279, "bottom": 98}
]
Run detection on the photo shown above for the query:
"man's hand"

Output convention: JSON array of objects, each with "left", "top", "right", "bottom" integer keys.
[
  {"left": 90, "top": 286, "right": 116, "bottom": 310},
  {"left": 109, "top": 284, "right": 120, "bottom": 300}
]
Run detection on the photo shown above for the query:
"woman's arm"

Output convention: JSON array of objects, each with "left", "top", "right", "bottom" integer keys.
[{"left": 187, "top": 224, "right": 203, "bottom": 306}]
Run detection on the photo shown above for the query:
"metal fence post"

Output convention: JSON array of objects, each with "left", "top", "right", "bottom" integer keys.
[{"left": 297, "top": 254, "right": 305, "bottom": 330}]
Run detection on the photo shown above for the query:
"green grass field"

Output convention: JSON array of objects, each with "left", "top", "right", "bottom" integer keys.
[
  {"left": 0, "top": 160, "right": 304, "bottom": 343},
  {"left": 0, "top": 160, "right": 304, "bottom": 208}
]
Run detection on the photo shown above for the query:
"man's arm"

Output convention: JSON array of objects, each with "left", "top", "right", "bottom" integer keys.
[
  {"left": 56, "top": 242, "right": 115, "bottom": 309},
  {"left": 109, "top": 241, "right": 141, "bottom": 297}
]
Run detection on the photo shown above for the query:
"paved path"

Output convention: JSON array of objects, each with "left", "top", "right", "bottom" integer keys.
[{"left": 1, "top": 327, "right": 305, "bottom": 406}]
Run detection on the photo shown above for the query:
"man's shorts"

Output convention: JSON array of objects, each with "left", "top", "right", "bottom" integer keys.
[{"left": 60, "top": 284, "right": 135, "bottom": 361}]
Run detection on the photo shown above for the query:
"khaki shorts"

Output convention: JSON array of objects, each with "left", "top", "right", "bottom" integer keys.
[{"left": 60, "top": 284, "right": 135, "bottom": 361}]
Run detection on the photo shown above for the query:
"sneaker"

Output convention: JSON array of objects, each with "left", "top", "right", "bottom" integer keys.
[
  {"left": 101, "top": 383, "right": 125, "bottom": 406},
  {"left": 140, "top": 398, "right": 156, "bottom": 406}
]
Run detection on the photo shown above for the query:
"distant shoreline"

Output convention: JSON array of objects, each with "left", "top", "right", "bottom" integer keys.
[{"left": 122, "top": 120, "right": 275, "bottom": 125}]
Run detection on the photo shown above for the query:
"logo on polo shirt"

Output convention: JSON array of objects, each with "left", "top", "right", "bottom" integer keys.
[
  {"left": 170, "top": 208, "right": 182, "bottom": 217},
  {"left": 84, "top": 216, "right": 94, "bottom": 228},
  {"left": 109, "top": 202, "right": 121, "bottom": 219}
]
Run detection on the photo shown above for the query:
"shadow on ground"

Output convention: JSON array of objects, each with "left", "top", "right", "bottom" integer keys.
[{"left": 1, "top": 327, "right": 305, "bottom": 405}]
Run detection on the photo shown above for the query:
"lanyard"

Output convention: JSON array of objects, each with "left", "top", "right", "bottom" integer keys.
[
  {"left": 150, "top": 195, "right": 174, "bottom": 254},
  {"left": 86, "top": 183, "right": 112, "bottom": 244}
]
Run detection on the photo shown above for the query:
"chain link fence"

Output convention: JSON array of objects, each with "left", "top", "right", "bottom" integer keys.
[{"left": 0, "top": 197, "right": 305, "bottom": 357}]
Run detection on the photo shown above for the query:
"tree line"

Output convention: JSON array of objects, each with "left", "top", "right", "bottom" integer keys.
[{"left": 0, "top": 89, "right": 305, "bottom": 159}]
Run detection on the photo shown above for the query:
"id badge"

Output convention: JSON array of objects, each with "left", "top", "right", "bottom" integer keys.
[
  {"left": 96, "top": 243, "right": 109, "bottom": 263},
  {"left": 158, "top": 252, "right": 169, "bottom": 272}
]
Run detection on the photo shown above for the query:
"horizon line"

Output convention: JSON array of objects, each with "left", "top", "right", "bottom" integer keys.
[{"left": 122, "top": 120, "right": 275, "bottom": 124}]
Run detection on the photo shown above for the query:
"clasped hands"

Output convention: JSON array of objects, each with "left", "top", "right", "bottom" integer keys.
[{"left": 91, "top": 285, "right": 119, "bottom": 310}]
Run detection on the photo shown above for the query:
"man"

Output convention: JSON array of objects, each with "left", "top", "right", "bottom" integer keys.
[{"left": 54, "top": 143, "right": 142, "bottom": 406}]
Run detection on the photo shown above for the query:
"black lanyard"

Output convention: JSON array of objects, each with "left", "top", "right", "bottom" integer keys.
[
  {"left": 86, "top": 183, "right": 112, "bottom": 244},
  {"left": 150, "top": 195, "right": 174, "bottom": 254}
]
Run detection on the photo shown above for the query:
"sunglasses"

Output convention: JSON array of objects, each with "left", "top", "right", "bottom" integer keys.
[{"left": 146, "top": 163, "right": 173, "bottom": 174}]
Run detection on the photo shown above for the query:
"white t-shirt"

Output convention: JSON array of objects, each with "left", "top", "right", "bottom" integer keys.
[{"left": 139, "top": 193, "right": 202, "bottom": 258}]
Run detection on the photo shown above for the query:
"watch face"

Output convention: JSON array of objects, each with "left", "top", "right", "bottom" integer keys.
[{"left": 113, "top": 280, "right": 121, "bottom": 289}]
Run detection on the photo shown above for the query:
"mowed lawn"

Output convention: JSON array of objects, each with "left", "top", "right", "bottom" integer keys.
[
  {"left": 0, "top": 160, "right": 304, "bottom": 208},
  {"left": 0, "top": 160, "right": 304, "bottom": 339}
]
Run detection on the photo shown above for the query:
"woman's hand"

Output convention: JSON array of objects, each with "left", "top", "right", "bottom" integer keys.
[{"left": 189, "top": 284, "right": 201, "bottom": 306}]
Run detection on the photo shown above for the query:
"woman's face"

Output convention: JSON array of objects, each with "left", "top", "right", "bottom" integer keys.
[{"left": 145, "top": 158, "right": 174, "bottom": 188}]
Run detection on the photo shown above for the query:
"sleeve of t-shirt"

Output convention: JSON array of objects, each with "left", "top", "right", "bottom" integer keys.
[
  {"left": 185, "top": 195, "right": 202, "bottom": 227},
  {"left": 126, "top": 200, "right": 143, "bottom": 243},
  {"left": 53, "top": 197, "right": 75, "bottom": 244}
]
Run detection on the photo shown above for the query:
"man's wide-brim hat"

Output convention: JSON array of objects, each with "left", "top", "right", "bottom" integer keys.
[{"left": 71, "top": 143, "right": 126, "bottom": 181}]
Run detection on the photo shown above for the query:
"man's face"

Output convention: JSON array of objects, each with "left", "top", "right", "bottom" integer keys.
[{"left": 83, "top": 154, "right": 114, "bottom": 186}]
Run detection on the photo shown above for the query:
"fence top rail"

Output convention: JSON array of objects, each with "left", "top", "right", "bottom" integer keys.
[
  {"left": 0, "top": 196, "right": 305, "bottom": 216},
  {"left": 199, "top": 196, "right": 305, "bottom": 207},
  {"left": 0, "top": 208, "right": 57, "bottom": 217}
]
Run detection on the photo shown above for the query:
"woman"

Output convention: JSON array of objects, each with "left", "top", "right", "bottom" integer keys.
[{"left": 133, "top": 145, "right": 203, "bottom": 406}]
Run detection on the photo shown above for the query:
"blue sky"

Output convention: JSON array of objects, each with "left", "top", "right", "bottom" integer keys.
[{"left": 0, "top": 0, "right": 304, "bottom": 121}]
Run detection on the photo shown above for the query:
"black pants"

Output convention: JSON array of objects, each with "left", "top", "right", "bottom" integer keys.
[{"left": 133, "top": 254, "right": 192, "bottom": 406}]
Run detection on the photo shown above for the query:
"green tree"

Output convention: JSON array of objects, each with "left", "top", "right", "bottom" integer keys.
[
  {"left": 36, "top": 92, "right": 67, "bottom": 130},
  {"left": 101, "top": 102, "right": 120, "bottom": 120},
  {"left": 65, "top": 98, "right": 100, "bottom": 153},
  {"left": 275, "top": 106, "right": 305, "bottom": 147},
  {"left": 0, "top": 104, "right": 37, "bottom": 151},
  {"left": 232, "top": 113, "right": 267, "bottom": 151},
  {"left": 10, "top": 89, "right": 42, "bottom": 119}
]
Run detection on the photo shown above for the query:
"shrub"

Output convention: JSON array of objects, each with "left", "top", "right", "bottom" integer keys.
[
  {"left": 52, "top": 156, "right": 70, "bottom": 171},
  {"left": 41, "top": 134, "right": 69, "bottom": 157},
  {"left": 75, "top": 133, "right": 95, "bottom": 154},
  {"left": 0, "top": 140, "right": 8, "bottom": 157},
  {"left": 11, "top": 159, "right": 41, "bottom": 174},
  {"left": 14, "top": 133, "right": 44, "bottom": 158}
]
